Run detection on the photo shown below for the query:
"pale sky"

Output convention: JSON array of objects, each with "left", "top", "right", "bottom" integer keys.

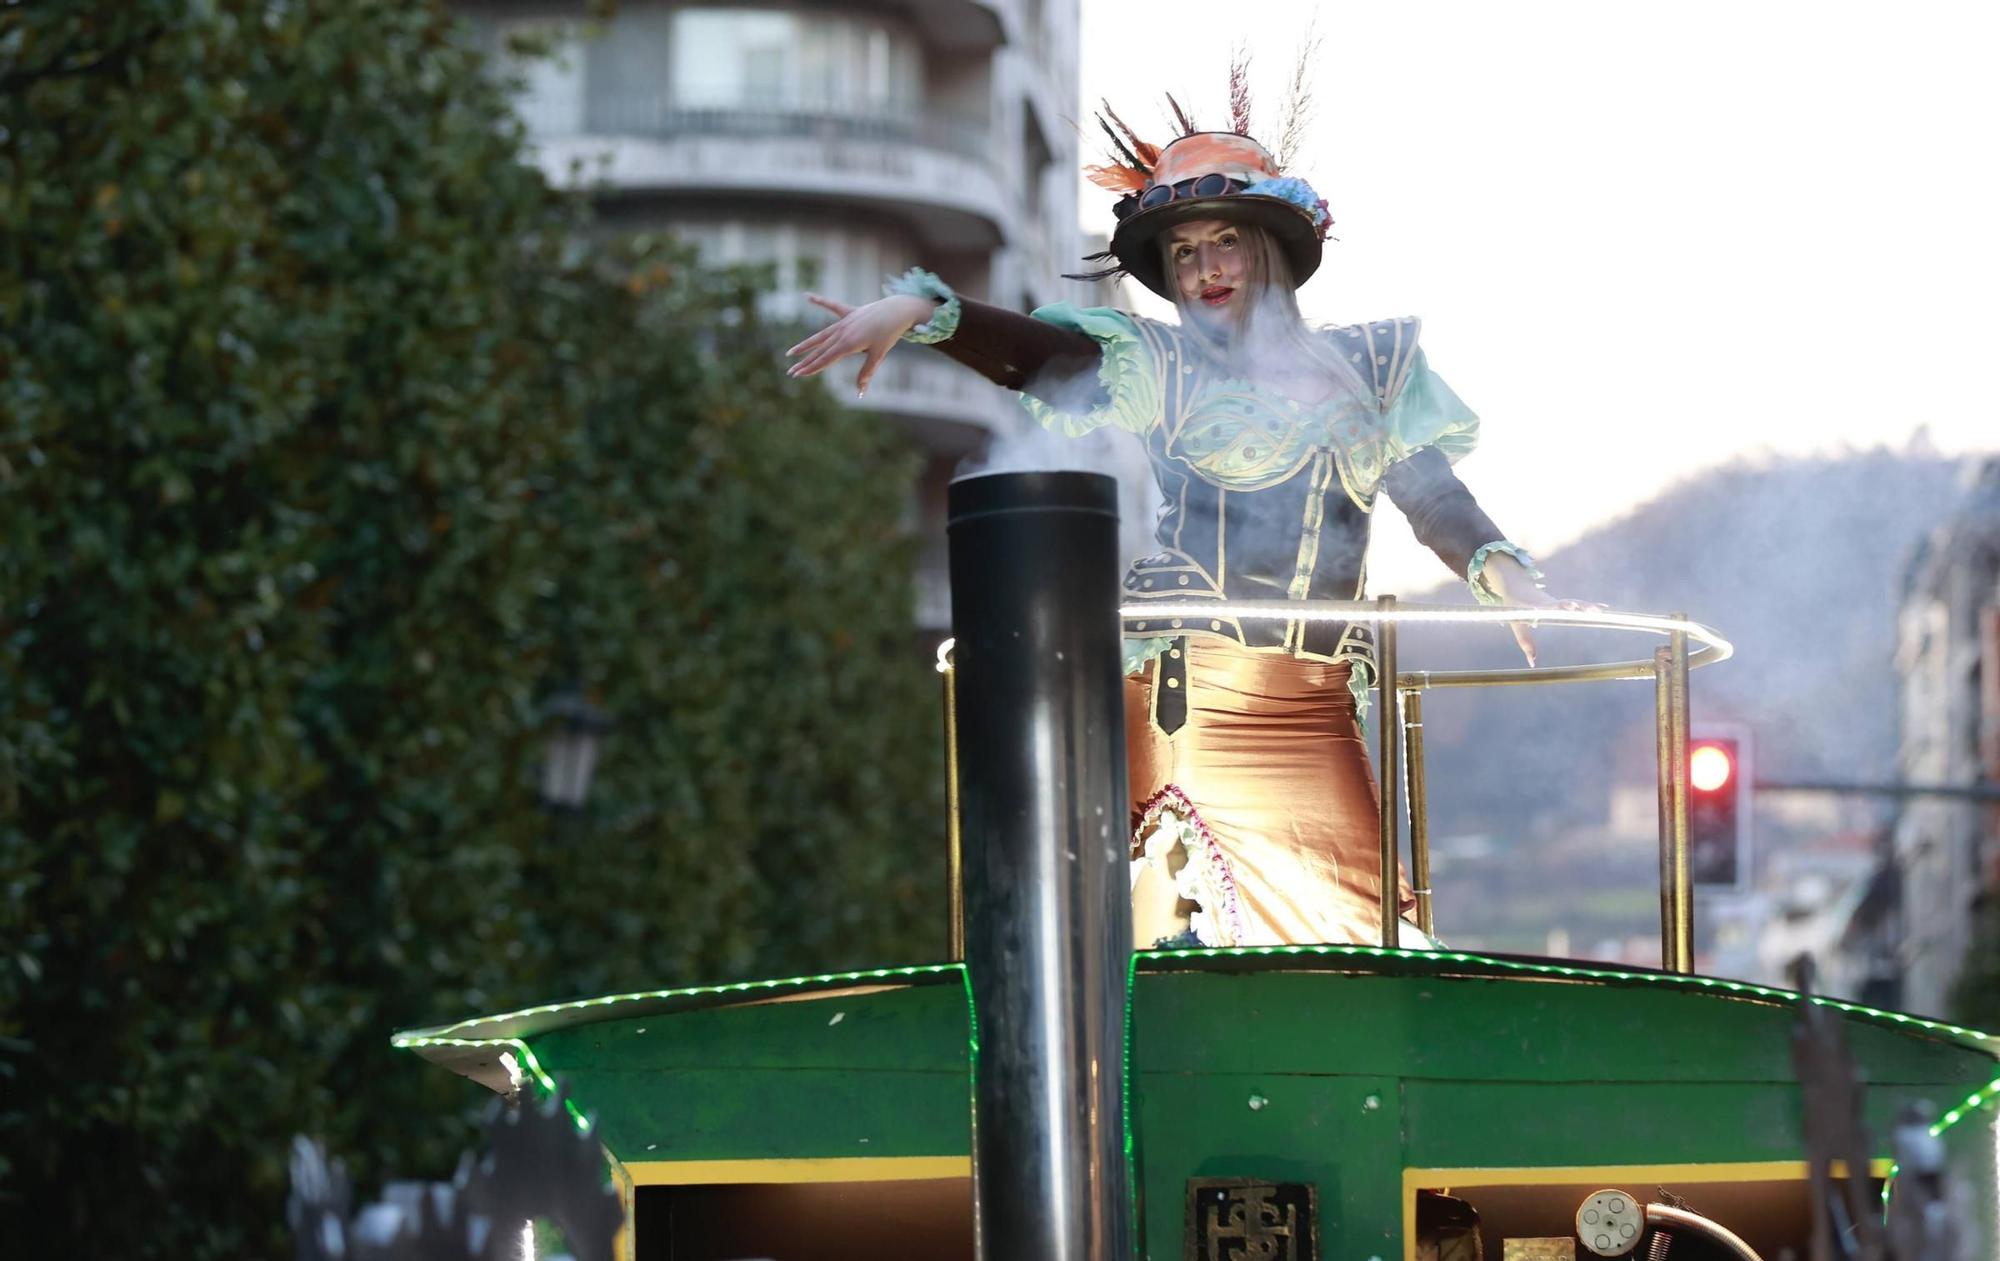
[{"left": 1076, "top": 0, "right": 1999, "bottom": 591}]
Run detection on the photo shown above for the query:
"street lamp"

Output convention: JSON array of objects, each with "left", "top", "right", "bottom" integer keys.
[{"left": 540, "top": 686, "right": 611, "bottom": 812}]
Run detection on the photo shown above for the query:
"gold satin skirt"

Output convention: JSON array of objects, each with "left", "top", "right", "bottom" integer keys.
[{"left": 1125, "top": 636, "right": 1415, "bottom": 946}]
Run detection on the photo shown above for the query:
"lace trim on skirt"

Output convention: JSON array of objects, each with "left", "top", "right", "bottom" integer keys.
[{"left": 1132, "top": 784, "right": 1245, "bottom": 947}]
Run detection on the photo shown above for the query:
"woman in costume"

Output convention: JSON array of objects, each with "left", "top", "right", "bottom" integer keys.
[{"left": 786, "top": 109, "right": 1581, "bottom": 949}]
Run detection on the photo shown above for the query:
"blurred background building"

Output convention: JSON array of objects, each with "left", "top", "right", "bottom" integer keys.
[
  {"left": 1871, "top": 457, "right": 2000, "bottom": 1015},
  {"left": 456, "top": 0, "right": 1099, "bottom": 627}
]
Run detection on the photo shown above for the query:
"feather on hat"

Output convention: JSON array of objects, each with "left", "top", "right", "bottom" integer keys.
[{"left": 1071, "top": 45, "right": 1332, "bottom": 299}]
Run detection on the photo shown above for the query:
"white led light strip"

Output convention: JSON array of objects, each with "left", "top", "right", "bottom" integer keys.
[
  {"left": 1122, "top": 600, "right": 1723, "bottom": 641},
  {"left": 936, "top": 603, "right": 1732, "bottom": 678}
]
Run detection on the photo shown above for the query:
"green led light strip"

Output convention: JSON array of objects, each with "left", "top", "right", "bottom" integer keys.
[
  {"left": 1931, "top": 1073, "right": 2000, "bottom": 1132},
  {"left": 1144, "top": 944, "right": 1997, "bottom": 1047},
  {"left": 392, "top": 962, "right": 965, "bottom": 1043},
  {"left": 1880, "top": 1070, "right": 2000, "bottom": 1214},
  {"left": 1123, "top": 952, "right": 1139, "bottom": 1237},
  {"left": 393, "top": 948, "right": 1992, "bottom": 1059}
]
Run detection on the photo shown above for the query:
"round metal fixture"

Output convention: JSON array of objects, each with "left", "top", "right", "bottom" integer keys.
[{"left": 1576, "top": 1187, "right": 1645, "bottom": 1256}]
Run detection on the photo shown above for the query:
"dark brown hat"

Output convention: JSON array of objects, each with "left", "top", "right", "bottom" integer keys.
[{"left": 1081, "top": 131, "right": 1331, "bottom": 300}]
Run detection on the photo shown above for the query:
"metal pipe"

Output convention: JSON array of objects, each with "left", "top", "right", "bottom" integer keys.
[
  {"left": 1652, "top": 636, "right": 1696, "bottom": 974},
  {"left": 1654, "top": 647, "right": 1676, "bottom": 972},
  {"left": 1402, "top": 688, "right": 1434, "bottom": 937},
  {"left": 1643, "top": 1204, "right": 1765, "bottom": 1261},
  {"left": 1669, "top": 621, "right": 1694, "bottom": 972},
  {"left": 946, "top": 471, "right": 1133, "bottom": 1261},
  {"left": 1377, "top": 595, "right": 1402, "bottom": 948},
  {"left": 940, "top": 650, "right": 965, "bottom": 961}
]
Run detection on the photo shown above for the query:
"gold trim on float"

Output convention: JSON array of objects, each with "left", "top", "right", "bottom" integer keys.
[
  {"left": 1398, "top": 1160, "right": 1892, "bottom": 1261},
  {"left": 623, "top": 1155, "right": 971, "bottom": 1186},
  {"left": 609, "top": 1158, "right": 636, "bottom": 1261},
  {"left": 727, "top": 983, "right": 906, "bottom": 1010}
]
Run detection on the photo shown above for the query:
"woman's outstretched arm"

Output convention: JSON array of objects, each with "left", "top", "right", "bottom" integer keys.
[
  {"left": 1382, "top": 448, "right": 1595, "bottom": 666},
  {"left": 934, "top": 297, "right": 1102, "bottom": 392},
  {"left": 786, "top": 293, "right": 933, "bottom": 395},
  {"left": 786, "top": 291, "right": 1100, "bottom": 398}
]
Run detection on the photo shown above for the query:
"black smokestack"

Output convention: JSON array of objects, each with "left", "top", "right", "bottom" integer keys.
[{"left": 947, "top": 471, "right": 1134, "bottom": 1261}]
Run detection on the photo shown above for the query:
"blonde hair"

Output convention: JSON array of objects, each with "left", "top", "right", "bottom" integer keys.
[{"left": 1164, "top": 223, "right": 1373, "bottom": 406}]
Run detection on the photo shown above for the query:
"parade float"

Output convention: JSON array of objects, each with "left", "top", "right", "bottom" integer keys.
[{"left": 395, "top": 473, "right": 1998, "bottom": 1261}]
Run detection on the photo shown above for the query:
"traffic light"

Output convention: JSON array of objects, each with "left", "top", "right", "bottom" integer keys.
[{"left": 1688, "top": 727, "right": 1751, "bottom": 886}]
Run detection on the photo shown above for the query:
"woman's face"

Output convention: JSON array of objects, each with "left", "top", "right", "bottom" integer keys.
[{"left": 1166, "top": 218, "right": 1248, "bottom": 322}]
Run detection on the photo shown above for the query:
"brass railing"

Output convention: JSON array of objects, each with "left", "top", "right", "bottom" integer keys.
[
  {"left": 936, "top": 640, "right": 966, "bottom": 960},
  {"left": 938, "top": 600, "right": 1733, "bottom": 973}
]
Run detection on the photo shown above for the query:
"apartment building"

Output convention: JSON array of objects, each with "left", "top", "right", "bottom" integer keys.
[
  {"left": 457, "top": 0, "right": 1093, "bottom": 625},
  {"left": 1883, "top": 457, "right": 2000, "bottom": 1016}
]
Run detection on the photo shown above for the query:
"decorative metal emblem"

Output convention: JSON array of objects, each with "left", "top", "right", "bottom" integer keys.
[{"left": 1185, "top": 1178, "right": 1317, "bottom": 1261}]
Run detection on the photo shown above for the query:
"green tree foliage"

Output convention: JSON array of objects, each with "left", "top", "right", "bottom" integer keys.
[{"left": 0, "top": 2, "right": 943, "bottom": 1252}]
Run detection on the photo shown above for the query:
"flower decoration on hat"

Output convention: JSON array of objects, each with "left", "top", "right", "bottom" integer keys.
[
  {"left": 1242, "top": 177, "right": 1333, "bottom": 241},
  {"left": 1068, "top": 42, "right": 1335, "bottom": 299}
]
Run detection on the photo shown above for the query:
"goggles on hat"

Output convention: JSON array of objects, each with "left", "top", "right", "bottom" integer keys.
[{"left": 1114, "top": 174, "right": 1252, "bottom": 221}]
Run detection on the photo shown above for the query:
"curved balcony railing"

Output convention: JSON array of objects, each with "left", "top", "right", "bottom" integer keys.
[
  {"left": 865, "top": 0, "right": 1009, "bottom": 51},
  {"left": 530, "top": 103, "right": 1009, "bottom": 249},
  {"left": 828, "top": 350, "right": 1021, "bottom": 434},
  {"left": 584, "top": 99, "right": 990, "bottom": 163}
]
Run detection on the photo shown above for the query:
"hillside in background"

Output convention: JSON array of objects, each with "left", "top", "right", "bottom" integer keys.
[{"left": 1397, "top": 447, "right": 1977, "bottom": 951}]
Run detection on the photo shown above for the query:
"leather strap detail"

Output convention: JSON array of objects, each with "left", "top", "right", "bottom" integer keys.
[{"left": 1152, "top": 638, "right": 1189, "bottom": 736}]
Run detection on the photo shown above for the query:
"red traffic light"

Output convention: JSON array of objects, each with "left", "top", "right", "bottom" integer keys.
[
  {"left": 1687, "top": 729, "right": 1749, "bottom": 887},
  {"left": 1690, "top": 742, "right": 1734, "bottom": 793}
]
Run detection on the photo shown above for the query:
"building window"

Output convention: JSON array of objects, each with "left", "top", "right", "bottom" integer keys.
[
  {"left": 492, "top": 19, "right": 587, "bottom": 137},
  {"left": 668, "top": 8, "right": 920, "bottom": 115},
  {"left": 1022, "top": 100, "right": 1054, "bottom": 224}
]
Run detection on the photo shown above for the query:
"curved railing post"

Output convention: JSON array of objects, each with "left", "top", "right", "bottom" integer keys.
[
  {"left": 1669, "top": 619, "right": 1694, "bottom": 971},
  {"left": 938, "top": 643, "right": 965, "bottom": 961},
  {"left": 1376, "top": 595, "right": 1402, "bottom": 948},
  {"left": 1402, "top": 688, "right": 1434, "bottom": 938},
  {"left": 1653, "top": 628, "right": 1694, "bottom": 974}
]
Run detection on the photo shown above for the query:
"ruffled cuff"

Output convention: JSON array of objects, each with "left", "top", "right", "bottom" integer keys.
[
  {"left": 1467, "top": 540, "right": 1544, "bottom": 605},
  {"left": 883, "top": 268, "right": 961, "bottom": 345},
  {"left": 1016, "top": 302, "right": 1163, "bottom": 437}
]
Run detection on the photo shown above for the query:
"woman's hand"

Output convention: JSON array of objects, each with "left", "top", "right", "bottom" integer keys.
[
  {"left": 1483, "top": 554, "right": 1601, "bottom": 668},
  {"left": 785, "top": 292, "right": 936, "bottom": 397}
]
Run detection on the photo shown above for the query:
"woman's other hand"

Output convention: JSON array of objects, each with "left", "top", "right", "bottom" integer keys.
[
  {"left": 1483, "top": 555, "right": 1602, "bottom": 668},
  {"left": 785, "top": 292, "right": 936, "bottom": 397}
]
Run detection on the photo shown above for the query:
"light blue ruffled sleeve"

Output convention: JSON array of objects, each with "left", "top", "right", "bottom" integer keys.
[
  {"left": 1017, "top": 303, "right": 1166, "bottom": 438},
  {"left": 1381, "top": 349, "right": 1480, "bottom": 465}
]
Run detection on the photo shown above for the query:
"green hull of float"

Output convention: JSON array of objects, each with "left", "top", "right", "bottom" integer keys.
[{"left": 398, "top": 949, "right": 2000, "bottom": 1259}]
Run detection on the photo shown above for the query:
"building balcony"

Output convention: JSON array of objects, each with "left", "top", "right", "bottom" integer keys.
[
  {"left": 530, "top": 103, "right": 1009, "bottom": 252},
  {"left": 815, "top": 346, "right": 1025, "bottom": 453},
  {"left": 862, "top": 0, "right": 1009, "bottom": 52},
  {"left": 595, "top": 101, "right": 989, "bottom": 161}
]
